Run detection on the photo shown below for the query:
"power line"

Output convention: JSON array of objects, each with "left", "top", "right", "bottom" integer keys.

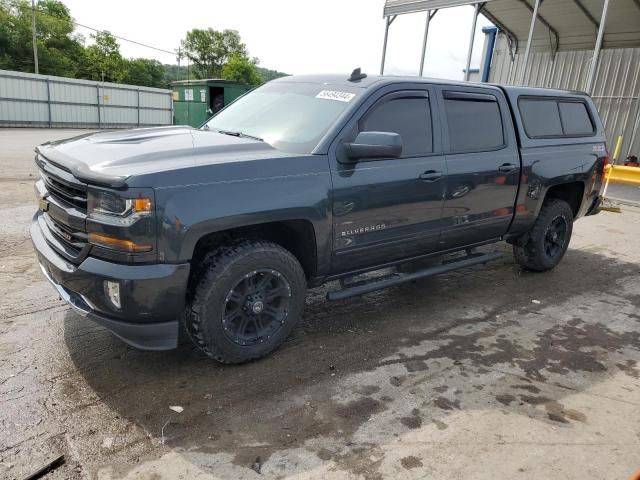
[
  {"left": 72, "top": 21, "right": 176, "bottom": 56},
  {"left": 1, "top": 0, "right": 177, "bottom": 56}
]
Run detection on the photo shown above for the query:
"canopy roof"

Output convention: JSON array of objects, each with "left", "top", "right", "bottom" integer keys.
[{"left": 383, "top": 0, "right": 640, "bottom": 52}]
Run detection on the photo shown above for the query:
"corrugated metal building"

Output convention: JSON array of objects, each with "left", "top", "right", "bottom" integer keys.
[
  {"left": 488, "top": 37, "right": 640, "bottom": 159},
  {"left": 0, "top": 69, "right": 173, "bottom": 129},
  {"left": 380, "top": 0, "right": 640, "bottom": 160}
]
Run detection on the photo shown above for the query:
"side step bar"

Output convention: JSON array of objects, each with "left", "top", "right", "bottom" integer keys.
[{"left": 326, "top": 251, "right": 503, "bottom": 301}]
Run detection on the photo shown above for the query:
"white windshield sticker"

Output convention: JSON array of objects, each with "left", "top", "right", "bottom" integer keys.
[{"left": 316, "top": 90, "right": 355, "bottom": 102}]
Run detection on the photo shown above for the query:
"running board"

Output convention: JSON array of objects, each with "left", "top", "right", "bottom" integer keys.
[{"left": 326, "top": 251, "right": 503, "bottom": 301}]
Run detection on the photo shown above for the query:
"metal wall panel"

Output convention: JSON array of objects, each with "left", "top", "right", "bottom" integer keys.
[
  {"left": 489, "top": 35, "right": 640, "bottom": 159},
  {"left": 0, "top": 69, "right": 172, "bottom": 129}
]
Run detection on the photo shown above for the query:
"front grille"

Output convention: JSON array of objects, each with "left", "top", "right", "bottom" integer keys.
[
  {"left": 37, "top": 157, "right": 90, "bottom": 263},
  {"left": 43, "top": 213, "right": 87, "bottom": 254},
  {"left": 42, "top": 173, "right": 87, "bottom": 210}
]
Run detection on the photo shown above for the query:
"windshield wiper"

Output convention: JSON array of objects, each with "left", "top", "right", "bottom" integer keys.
[{"left": 216, "top": 129, "right": 263, "bottom": 142}]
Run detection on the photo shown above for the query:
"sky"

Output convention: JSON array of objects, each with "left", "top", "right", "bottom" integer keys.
[{"left": 60, "top": 0, "right": 494, "bottom": 81}]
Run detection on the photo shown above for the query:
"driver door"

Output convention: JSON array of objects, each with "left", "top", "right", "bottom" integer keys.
[{"left": 329, "top": 86, "right": 447, "bottom": 274}]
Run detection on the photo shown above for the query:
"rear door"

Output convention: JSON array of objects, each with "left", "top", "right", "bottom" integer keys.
[
  {"left": 328, "top": 85, "right": 446, "bottom": 273},
  {"left": 436, "top": 86, "right": 521, "bottom": 248}
]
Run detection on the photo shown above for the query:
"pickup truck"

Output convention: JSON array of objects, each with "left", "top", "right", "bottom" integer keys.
[{"left": 31, "top": 71, "right": 607, "bottom": 364}]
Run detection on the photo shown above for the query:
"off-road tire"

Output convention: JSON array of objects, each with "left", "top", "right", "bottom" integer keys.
[
  {"left": 185, "top": 239, "right": 306, "bottom": 364},
  {"left": 513, "top": 198, "right": 574, "bottom": 272}
]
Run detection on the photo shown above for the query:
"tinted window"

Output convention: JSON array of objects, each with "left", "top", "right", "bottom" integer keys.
[
  {"left": 360, "top": 96, "right": 432, "bottom": 156},
  {"left": 519, "top": 99, "right": 563, "bottom": 137},
  {"left": 559, "top": 102, "right": 594, "bottom": 135},
  {"left": 519, "top": 98, "right": 595, "bottom": 138},
  {"left": 444, "top": 96, "right": 504, "bottom": 152}
]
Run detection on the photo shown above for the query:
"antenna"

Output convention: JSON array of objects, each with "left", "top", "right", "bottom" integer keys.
[{"left": 348, "top": 68, "right": 367, "bottom": 82}]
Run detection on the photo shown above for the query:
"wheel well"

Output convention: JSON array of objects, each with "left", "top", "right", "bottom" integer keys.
[
  {"left": 191, "top": 220, "right": 318, "bottom": 280},
  {"left": 544, "top": 182, "right": 584, "bottom": 217}
]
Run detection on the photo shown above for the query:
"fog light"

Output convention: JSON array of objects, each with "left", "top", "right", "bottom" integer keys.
[{"left": 105, "top": 281, "right": 121, "bottom": 309}]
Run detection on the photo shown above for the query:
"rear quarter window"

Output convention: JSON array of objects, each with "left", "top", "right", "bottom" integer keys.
[
  {"left": 558, "top": 101, "right": 594, "bottom": 135},
  {"left": 519, "top": 99, "right": 563, "bottom": 137},
  {"left": 519, "top": 97, "right": 595, "bottom": 138}
]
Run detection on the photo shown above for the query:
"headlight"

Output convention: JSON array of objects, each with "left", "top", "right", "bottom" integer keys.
[{"left": 88, "top": 190, "right": 152, "bottom": 223}]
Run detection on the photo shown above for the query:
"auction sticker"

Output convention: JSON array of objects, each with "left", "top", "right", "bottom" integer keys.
[{"left": 316, "top": 90, "right": 356, "bottom": 102}]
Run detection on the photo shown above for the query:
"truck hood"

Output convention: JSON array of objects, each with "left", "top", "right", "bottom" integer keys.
[{"left": 36, "top": 126, "right": 287, "bottom": 189}]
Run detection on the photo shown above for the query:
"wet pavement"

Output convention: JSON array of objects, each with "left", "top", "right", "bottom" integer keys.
[{"left": 1, "top": 129, "right": 640, "bottom": 479}]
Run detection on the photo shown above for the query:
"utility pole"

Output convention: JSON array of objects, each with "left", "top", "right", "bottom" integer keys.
[
  {"left": 177, "top": 47, "right": 181, "bottom": 80},
  {"left": 31, "top": 0, "right": 39, "bottom": 74}
]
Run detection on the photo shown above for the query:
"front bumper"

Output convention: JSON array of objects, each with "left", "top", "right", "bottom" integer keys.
[{"left": 31, "top": 212, "right": 190, "bottom": 350}]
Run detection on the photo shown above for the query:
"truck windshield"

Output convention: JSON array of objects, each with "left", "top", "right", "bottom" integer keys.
[{"left": 203, "top": 82, "right": 360, "bottom": 154}]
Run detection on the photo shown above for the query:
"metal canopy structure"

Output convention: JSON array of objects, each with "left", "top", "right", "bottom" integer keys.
[{"left": 381, "top": 0, "right": 640, "bottom": 91}]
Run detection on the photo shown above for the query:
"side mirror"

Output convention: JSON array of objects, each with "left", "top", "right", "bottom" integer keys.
[{"left": 344, "top": 131, "right": 402, "bottom": 161}]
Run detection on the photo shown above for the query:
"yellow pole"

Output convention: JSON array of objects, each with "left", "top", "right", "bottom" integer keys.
[
  {"left": 612, "top": 134, "right": 623, "bottom": 163},
  {"left": 599, "top": 135, "right": 624, "bottom": 212}
]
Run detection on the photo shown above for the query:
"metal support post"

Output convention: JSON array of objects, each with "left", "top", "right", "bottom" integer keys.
[
  {"left": 464, "top": 4, "right": 480, "bottom": 81},
  {"left": 585, "top": 0, "right": 610, "bottom": 94},
  {"left": 519, "top": 0, "right": 541, "bottom": 85},
  {"left": 96, "top": 84, "right": 101, "bottom": 129},
  {"left": 380, "top": 15, "right": 396, "bottom": 75},
  {"left": 419, "top": 11, "right": 431, "bottom": 76},
  {"left": 46, "top": 78, "right": 51, "bottom": 127}
]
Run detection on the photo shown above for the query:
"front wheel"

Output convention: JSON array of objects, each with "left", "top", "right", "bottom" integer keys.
[
  {"left": 185, "top": 240, "right": 307, "bottom": 364},
  {"left": 513, "top": 198, "right": 574, "bottom": 272}
]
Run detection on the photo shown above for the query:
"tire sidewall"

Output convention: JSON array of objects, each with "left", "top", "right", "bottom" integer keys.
[
  {"left": 533, "top": 201, "right": 573, "bottom": 270},
  {"left": 196, "top": 248, "right": 306, "bottom": 362}
]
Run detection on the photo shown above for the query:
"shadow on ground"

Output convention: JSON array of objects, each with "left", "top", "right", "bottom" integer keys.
[{"left": 62, "top": 244, "right": 640, "bottom": 477}]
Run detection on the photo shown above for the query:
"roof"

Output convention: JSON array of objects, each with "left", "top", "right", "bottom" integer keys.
[
  {"left": 170, "top": 79, "right": 250, "bottom": 86},
  {"left": 383, "top": 0, "right": 640, "bottom": 52},
  {"left": 273, "top": 73, "right": 587, "bottom": 97}
]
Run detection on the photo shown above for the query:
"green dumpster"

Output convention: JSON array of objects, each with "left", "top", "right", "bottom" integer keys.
[{"left": 172, "top": 79, "right": 253, "bottom": 127}]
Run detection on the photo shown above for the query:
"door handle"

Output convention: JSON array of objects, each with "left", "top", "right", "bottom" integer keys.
[
  {"left": 419, "top": 170, "right": 443, "bottom": 181},
  {"left": 498, "top": 163, "right": 517, "bottom": 173}
]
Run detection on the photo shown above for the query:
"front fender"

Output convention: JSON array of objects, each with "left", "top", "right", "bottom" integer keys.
[{"left": 155, "top": 173, "right": 333, "bottom": 272}]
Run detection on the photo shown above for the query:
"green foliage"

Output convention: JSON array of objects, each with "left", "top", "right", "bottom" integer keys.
[
  {"left": 256, "top": 66, "right": 288, "bottom": 83},
  {"left": 180, "top": 28, "right": 247, "bottom": 79},
  {"left": 221, "top": 54, "right": 262, "bottom": 85},
  {"left": 0, "top": 0, "right": 84, "bottom": 76},
  {"left": 162, "top": 63, "right": 198, "bottom": 84},
  {"left": 82, "top": 31, "right": 124, "bottom": 82},
  {"left": 122, "top": 58, "right": 166, "bottom": 88},
  {"left": 0, "top": 2, "right": 288, "bottom": 89}
]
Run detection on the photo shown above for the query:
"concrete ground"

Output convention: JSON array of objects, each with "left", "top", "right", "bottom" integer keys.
[{"left": 1, "top": 129, "right": 640, "bottom": 480}]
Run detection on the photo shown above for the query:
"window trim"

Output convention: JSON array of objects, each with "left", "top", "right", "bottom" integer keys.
[
  {"left": 518, "top": 96, "right": 596, "bottom": 139},
  {"left": 357, "top": 90, "right": 435, "bottom": 160},
  {"left": 442, "top": 90, "right": 508, "bottom": 154}
]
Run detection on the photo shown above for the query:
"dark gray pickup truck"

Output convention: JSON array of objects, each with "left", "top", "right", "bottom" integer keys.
[{"left": 31, "top": 71, "right": 607, "bottom": 363}]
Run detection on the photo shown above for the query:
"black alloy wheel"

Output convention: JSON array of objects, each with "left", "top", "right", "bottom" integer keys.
[
  {"left": 543, "top": 215, "right": 568, "bottom": 259},
  {"left": 222, "top": 269, "right": 292, "bottom": 346}
]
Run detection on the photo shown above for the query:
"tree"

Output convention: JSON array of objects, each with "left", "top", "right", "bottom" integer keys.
[
  {"left": 180, "top": 28, "right": 247, "bottom": 79},
  {"left": 221, "top": 54, "right": 262, "bottom": 85},
  {"left": 122, "top": 58, "right": 165, "bottom": 88},
  {"left": 256, "top": 66, "right": 288, "bottom": 83},
  {"left": 0, "top": 2, "right": 288, "bottom": 90},
  {"left": 0, "top": 0, "right": 84, "bottom": 76},
  {"left": 82, "top": 31, "right": 125, "bottom": 82}
]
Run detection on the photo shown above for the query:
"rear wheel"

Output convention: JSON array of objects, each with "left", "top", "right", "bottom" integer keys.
[
  {"left": 185, "top": 240, "right": 307, "bottom": 364},
  {"left": 513, "top": 198, "right": 574, "bottom": 272}
]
